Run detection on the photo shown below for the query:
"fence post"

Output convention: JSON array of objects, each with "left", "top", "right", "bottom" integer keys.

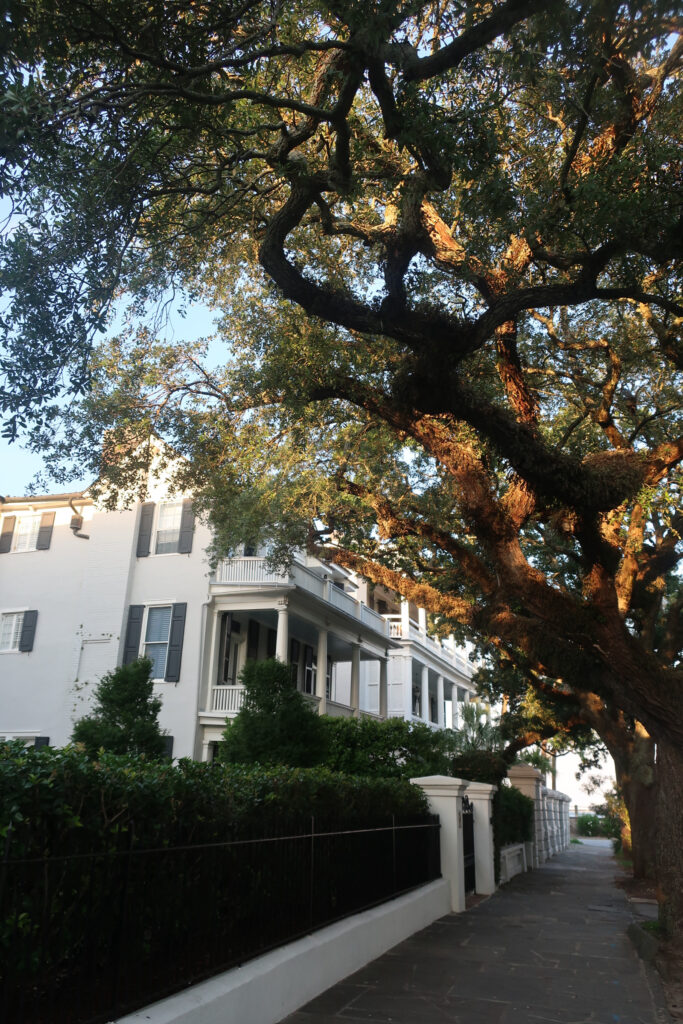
[
  {"left": 507, "top": 764, "right": 544, "bottom": 868},
  {"left": 463, "top": 780, "right": 497, "bottom": 895},
  {"left": 410, "top": 775, "right": 468, "bottom": 912},
  {"left": 111, "top": 822, "right": 136, "bottom": 1015}
]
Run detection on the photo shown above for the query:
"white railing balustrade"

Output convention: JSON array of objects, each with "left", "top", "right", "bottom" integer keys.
[
  {"left": 211, "top": 686, "right": 246, "bottom": 713},
  {"left": 328, "top": 585, "right": 359, "bottom": 617},
  {"left": 214, "top": 558, "right": 285, "bottom": 586}
]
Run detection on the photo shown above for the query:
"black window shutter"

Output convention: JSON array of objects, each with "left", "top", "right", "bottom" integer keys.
[
  {"left": 267, "top": 629, "right": 277, "bottom": 658},
  {"left": 162, "top": 735, "right": 174, "bottom": 759},
  {"left": 289, "top": 638, "right": 300, "bottom": 684},
  {"left": 247, "top": 619, "right": 260, "bottom": 660},
  {"left": 34, "top": 736, "right": 50, "bottom": 749},
  {"left": 165, "top": 603, "right": 187, "bottom": 682},
  {"left": 36, "top": 511, "right": 56, "bottom": 550},
  {"left": 123, "top": 605, "right": 144, "bottom": 664},
  {"left": 0, "top": 516, "right": 16, "bottom": 554},
  {"left": 19, "top": 610, "right": 38, "bottom": 652},
  {"left": 136, "top": 502, "right": 155, "bottom": 557},
  {"left": 177, "top": 499, "right": 194, "bottom": 554}
]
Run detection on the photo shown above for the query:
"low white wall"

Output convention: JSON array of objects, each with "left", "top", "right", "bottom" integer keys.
[
  {"left": 118, "top": 879, "right": 450, "bottom": 1024},
  {"left": 499, "top": 842, "right": 527, "bottom": 885}
]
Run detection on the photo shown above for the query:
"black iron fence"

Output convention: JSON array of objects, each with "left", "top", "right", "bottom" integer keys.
[{"left": 0, "top": 814, "right": 440, "bottom": 1024}]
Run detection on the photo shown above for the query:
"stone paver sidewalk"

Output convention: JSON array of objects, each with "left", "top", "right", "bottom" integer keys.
[{"left": 281, "top": 839, "right": 670, "bottom": 1024}]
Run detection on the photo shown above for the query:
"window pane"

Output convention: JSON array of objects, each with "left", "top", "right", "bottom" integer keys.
[
  {"left": 155, "top": 502, "right": 182, "bottom": 554},
  {"left": 145, "top": 606, "right": 171, "bottom": 643},
  {"left": 1, "top": 612, "right": 23, "bottom": 651},
  {"left": 144, "top": 642, "right": 168, "bottom": 679},
  {"left": 14, "top": 517, "right": 40, "bottom": 552}
]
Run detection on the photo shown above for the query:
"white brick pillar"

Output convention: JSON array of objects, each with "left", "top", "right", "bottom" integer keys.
[
  {"left": 436, "top": 675, "right": 445, "bottom": 728},
  {"left": 411, "top": 775, "right": 469, "bottom": 913},
  {"left": 379, "top": 658, "right": 388, "bottom": 719},
  {"left": 350, "top": 643, "right": 361, "bottom": 717},
  {"left": 275, "top": 598, "right": 289, "bottom": 662},
  {"left": 464, "top": 780, "right": 498, "bottom": 895},
  {"left": 507, "top": 763, "right": 544, "bottom": 868},
  {"left": 421, "top": 665, "right": 429, "bottom": 723},
  {"left": 316, "top": 628, "right": 328, "bottom": 715}
]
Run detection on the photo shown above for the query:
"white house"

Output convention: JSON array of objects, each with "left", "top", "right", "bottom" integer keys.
[{"left": 0, "top": 486, "right": 475, "bottom": 758}]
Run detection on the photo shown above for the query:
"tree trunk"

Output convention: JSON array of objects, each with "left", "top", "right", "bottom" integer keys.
[
  {"left": 621, "top": 772, "right": 657, "bottom": 878},
  {"left": 654, "top": 738, "right": 683, "bottom": 941},
  {"left": 609, "top": 728, "right": 657, "bottom": 879}
]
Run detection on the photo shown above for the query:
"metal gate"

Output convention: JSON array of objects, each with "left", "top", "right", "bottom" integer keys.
[{"left": 462, "top": 795, "right": 476, "bottom": 893}]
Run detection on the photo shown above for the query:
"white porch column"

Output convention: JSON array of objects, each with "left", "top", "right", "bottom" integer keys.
[
  {"left": 464, "top": 780, "right": 498, "bottom": 895},
  {"left": 436, "top": 675, "right": 445, "bottom": 728},
  {"left": 400, "top": 597, "right": 411, "bottom": 637},
  {"left": 421, "top": 665, "right": 429, "bottom": 723},
  {"left": 316, "top": 628, "right": 328, "bottom": 715},
  {"left": 418, "top": 607, "right": 428, "bottom": 634},
  {"left": 379, "top": 658, "right": 388, "bottom": 719},
  {"left": 275, "top": 598, "right": 289, "bottom": 662},
  {"left": 205, "top": 607, "right": 222, "bottom": 703},
  {"left": 350, "top": 643, "right": 361, "bottom": 717},
  {"left": 507, "top": 763, "right": 544, "bottom": 868},
  {"left": 410, "top": 775, "right": 468, "bottom": 913}
]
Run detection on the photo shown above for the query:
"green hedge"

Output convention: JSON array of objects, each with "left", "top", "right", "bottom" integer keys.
[
  {"left": 0, "top": 741, "right": 428, "bottom": 858},
  {"left": 497, "top": 783, "right": 534, "bottom": 846}
]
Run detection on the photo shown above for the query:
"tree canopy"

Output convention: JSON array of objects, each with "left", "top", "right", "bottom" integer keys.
[{"left": 1, "top": 0, "right": 682, "bottom": 932}]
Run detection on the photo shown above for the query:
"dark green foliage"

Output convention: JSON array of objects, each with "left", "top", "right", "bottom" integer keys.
[
  {"left": 322, "top": 716, "right": 454, "bottom": 779},
  {"left": 71, "top": 658, "right": 166, "bottom": 759},
  {"left": 0, "top": 741, "right": 428, "bottom": 858},
  {"left": 450, "top": 751, "right": 509, "bottom": 786},
  {"left": 220, "top": 659, "right": 329, "bottom": 768},
  {"left": 576, "top": 813, "right": 620, "bottom": 838},
  {"left": 497, "top": 784, "right": 534, "bottom": 847}
]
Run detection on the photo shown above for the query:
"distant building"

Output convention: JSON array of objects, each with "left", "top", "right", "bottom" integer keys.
[{"left": 0, "top": 486, "right": 475, "bottom": 758}]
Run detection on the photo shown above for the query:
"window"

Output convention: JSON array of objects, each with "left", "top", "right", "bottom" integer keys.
[
  {"left": 1, "top": 511, "right": 55, "bottom": 554},
  {"left": 13, "top": 516, "right": 41, "bottom": 552},
  {"left": 144, "top": 606, "right": 172, "bottom": 677},
  {"left": 123, "top": 603, "right": 186, "bottom": 682},
  {"left": 1, "top": 612, "right": 23, "bottom": 652},
  {"left": 218, "top": 613, "right": 241, "bottom": 685},
  {"left": 136, "top": 500, "right": 194, "bottom": 557},
  {"left": 0, "top": 610, "right": 37, "bottom": 653},
  {"left": 155, "top": 502, "right": 183, "bottom": 554}
]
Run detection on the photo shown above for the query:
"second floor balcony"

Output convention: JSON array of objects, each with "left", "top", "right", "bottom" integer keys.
[{"left": 213, "top": 556, "right": 389, "bottom": 638}]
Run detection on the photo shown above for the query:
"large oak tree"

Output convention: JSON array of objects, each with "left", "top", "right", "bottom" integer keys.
[{"left": 1, "top": 1, "right": 681, "bottom": 933}]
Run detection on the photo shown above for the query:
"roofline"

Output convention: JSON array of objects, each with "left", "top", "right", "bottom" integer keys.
[{"left": 0, "top": 490, "right": 90, "bottom": 506}]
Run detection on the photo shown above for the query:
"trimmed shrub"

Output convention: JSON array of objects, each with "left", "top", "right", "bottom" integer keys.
[
  {"left": 322, "top": 716, "right": 453, "bottom": 779},
  {"left": 497, "top": 784, "right": 534, "bottom": 846},
  {"left": 219, "top": 658, "right": 329, "bottom": 767},
  {"left": 71, "top": 658, "right": 166, "bottom": 759},
  {"left": 0, "top": 741, "right": 428, "bottom": 857}
]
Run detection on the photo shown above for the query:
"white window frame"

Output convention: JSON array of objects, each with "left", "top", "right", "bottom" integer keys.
[
  {"left": 11, "top": 514, "right": 42, "bottom": 553},
  {"left": 0, "top": 610, "right": 26, "bottom": 653},
  {"left": 154, "top": 501, "right": 184, "bottom": 556},
  {"left": 142, "top": 604, "right": 173, "bottom": 679}
]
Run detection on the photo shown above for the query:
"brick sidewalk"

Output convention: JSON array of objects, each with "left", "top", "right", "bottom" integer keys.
[{"left": 280, "top": 839, "right": 670, "bottom": 1024}]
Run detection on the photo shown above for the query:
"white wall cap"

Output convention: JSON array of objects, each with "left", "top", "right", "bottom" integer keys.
[
  {"left": 410, "top": 775, "right": 469, "bottom": 797},
  {"left": 463, "top": 780, "right": 498, "bottom": 797},
  {"left": 507, "top": 763, "right": 543, "bottom": 781}
]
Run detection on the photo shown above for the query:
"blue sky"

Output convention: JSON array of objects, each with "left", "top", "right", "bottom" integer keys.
[{"left": 1, "top": 299, "right": 221, "bottom": 497}]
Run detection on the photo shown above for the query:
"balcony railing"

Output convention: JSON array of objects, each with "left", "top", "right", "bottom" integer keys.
[
  {"left": 213, "top": 557, "right": 389, "bottom": 638},
  {"left": 211, "top": 685, "right": 245, "bottom": 713},
  {"left": 385, "top": 616, "right": 471, "bottom": 676}
]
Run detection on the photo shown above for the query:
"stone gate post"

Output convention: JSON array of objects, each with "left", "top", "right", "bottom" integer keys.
[
  {"left": 463, "top": 780, "right": 497, "bottom": 895},
  {"left": 411, "top": 775, "right": 469, "bottom": 913},
  {"left": 506, "top": 763, "right": 544, "bottom": 868}
]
